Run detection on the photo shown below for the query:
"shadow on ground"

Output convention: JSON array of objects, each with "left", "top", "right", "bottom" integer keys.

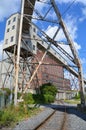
[{"left": 40, "top": 103, "right": 86, "bottom": 121}]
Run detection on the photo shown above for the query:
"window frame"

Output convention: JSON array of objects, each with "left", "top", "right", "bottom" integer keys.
[
  {"left": 8, "top": 20, "right": 11, "bottom": 25},
  {"left": 12, "top": 25, "right": 15, "bottom": 30},
  {"left": 7, "top": 28, "right": 10, "bottom": 32},
  {"left": 33, "top": 45, "right": 35, "bottom": 50},
  {"left": 10, "top": 36, "right": 14, "bottom": 42},
  {"left": 13, "top": 17, "right": 16, "bottom": 22},
  {"left": 33, "top": 27, "right": 36, "bottom": 33},
  {"left": 5, "top": 39, "right": 8, "bottom": 44}
]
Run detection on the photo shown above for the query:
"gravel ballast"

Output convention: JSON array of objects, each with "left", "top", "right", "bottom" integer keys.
[
  {"left": 1, "top": 104, "right": 86, "bottom": 130},
  {"left": 13, "top": 108, "right": 55, "bottom": 130},
  {"left": 66, "top": 108, "right": 86, "bottom": 130}
]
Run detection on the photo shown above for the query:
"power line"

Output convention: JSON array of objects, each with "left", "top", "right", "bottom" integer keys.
[{"left": 62, "top": 0, "right": 77, "bottom": 17}]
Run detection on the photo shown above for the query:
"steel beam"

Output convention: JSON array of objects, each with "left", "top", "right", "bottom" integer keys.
[
  {"left": 50, "top": 0, "right": 85, "bottom": 104},
  {"left": 14, "top": 0, "right": 25, "bottom": 106}
]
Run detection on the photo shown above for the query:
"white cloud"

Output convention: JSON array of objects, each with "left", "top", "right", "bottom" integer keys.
[
  {"left": 45, "top": 14, "right": 78, "bottom": 41},
  {"left": 81, "top": 58, "right": 86, "bottom": 64},
  {"left": 34, "top": 1, "right": 51, "bottom": 17},
  {"left": 45, "top": 14, "right": 80, "bottom": 48},
  {"left": 45, "top": 25, "right": 65, "bottom": 41},
  {"left": 0, "top": 0, "right": 20, "bottom": 22},
  {"left": 35, "top": 1, "right": 45, "bottom": 14},
  {"left": 73, "top": 41, "right": 81, "bottom": 51},
  {"left": 79, "top": 7, "right": 86, "bottom": 22},
  {"left": 83, "top": 72, "right": 86, "bottom": 78},
  {"left": 64, "top": 15, "right": 78, "bottom": 41},
  {"left": 58, "top": 42, "right": 81, "bottom": 60},
  {"left": 0, "top": 0, "right": 83, "bottom": 60},
  {"left": 81, "top": 8, "right": 86, "bottom": 15},
  {"left": 60, "top": 41, "right": 81, "bottom": 53},
  {"left": 44, "top": 13, "right": 81, "bottom": 60},
  {"left": 36, "top": 2, "right": 81, "bottom": 53}
]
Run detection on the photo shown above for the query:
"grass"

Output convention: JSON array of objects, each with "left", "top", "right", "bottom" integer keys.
[
  {"left": 0, "top": 83, "right": 57, "bottom": 128},
  {"left": 0, "top": 103, "right": 43, "bottom": 128},
  {"left": 64, "top": 99, "right": 80, "bottom": 104}
]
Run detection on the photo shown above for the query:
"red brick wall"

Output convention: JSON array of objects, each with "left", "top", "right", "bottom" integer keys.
[{"left": 31, "top": 44, "right": 71, "bottom": 91}]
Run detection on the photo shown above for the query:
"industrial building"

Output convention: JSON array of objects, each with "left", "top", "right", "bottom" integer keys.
[
  {"left": 1, "top": 13, "right": 71, "bottom": 94},
  {"left": 1, "top": 0, "right": 86, "bottom": 105}
]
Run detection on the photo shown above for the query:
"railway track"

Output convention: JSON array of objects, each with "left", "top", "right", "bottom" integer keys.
[
  {"left": 35, "top": 100, "right": 67, "bottom": 130},
  {"left": 13, "top": 100, "right": 86, "bottom": 130}
]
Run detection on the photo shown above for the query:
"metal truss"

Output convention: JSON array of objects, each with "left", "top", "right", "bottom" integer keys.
[
  {"left": 64, "top": 68, "right": 79, "bottom": 91},
  {"left": 19, "top": 0, "right": 85, "bottom": 104},
  {"left": 1, "top": 0, "right": 86, "bottom": 105},
  {"left": 1, "top": 50, "right": 40, "bottom": 91}
]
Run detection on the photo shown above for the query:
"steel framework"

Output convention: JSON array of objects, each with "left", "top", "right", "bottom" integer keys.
[{"left": 1, "top": 0, "right": 86, "bottom": 105}]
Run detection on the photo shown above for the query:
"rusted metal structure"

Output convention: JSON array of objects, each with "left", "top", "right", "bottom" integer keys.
[{"left": 1, "top": 0, "right": 86, "bottom": 105}]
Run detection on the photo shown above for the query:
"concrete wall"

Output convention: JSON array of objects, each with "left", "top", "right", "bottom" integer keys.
[
  {"left": 3, "top": 13, "right": 20, "bottom": 50},
  {"left": 56, "top": 92, "right": 73, "bottom": 100}
]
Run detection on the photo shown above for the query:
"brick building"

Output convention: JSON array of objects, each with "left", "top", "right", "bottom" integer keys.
[{"left": 31, "top": 43, "right": 71, "bottom": 91}]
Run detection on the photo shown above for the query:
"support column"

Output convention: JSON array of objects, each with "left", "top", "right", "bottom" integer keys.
[{"left": 14, "top": 0, "right": 25, "bottom": 105}]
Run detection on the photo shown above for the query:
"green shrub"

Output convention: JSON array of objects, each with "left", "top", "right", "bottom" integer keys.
[
  {"left": 0, "top": 104, "right": 40, "bottom": 128},
  {"left": 1, "top": 88, "right": 11, "bottom": 96},
  {"left": 2, "top": 111, "right": 15, "bottom": 125},
  {"left": 40, "top": 83, "right": 57, "bottom": 104},
  {"left": 33, "top": 94, "right": 52, "bottom": 104},
  {"left": 0, "top": 108, "right": 16, "bottom": 127},
  {"left": 0, "top": 110, "right": 4, "bottom": 121},
  {"left": 33, "top": 94, "right": 44, "bottom": 104},
  {"left": 40, "top": 83, "right": 57, "bottom": 96},
  {"left": 23, "top": 93, "right": 35, "bottom": 104},
  {"left": 74, "top": 92, "right": 80, "bottom": 99},
  {"left": 44, "top": 94, "right": 55, "bottom": 103},
  {"left": 17, "top": 92, "right": 22, "bottom": 99},
  {"left": 0, "top": 91, "right": 3, "bottom": 96}
]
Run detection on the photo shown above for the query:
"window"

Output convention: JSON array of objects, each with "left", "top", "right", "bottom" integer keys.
[
  {"left": 26, "top": 41, "right": 28, "bottom": 44},
  {"left": 33, "top": 35, "right": 35, "bottom": 39},
  {"left": 12, "top": 25, "right": 15, "bottom": 30},
  {"left": 8, "top": 20, "right": 11, "bottom": 25},
  {"left": 42, "top": 41, "right": 44, "bottom": 44},
  {"left": 7, "top": 28, "right": 10, "bottom": 32},
  {"left": 33, "top": 45, "right": 35, "bottom": 50},
  {"left": 10, "top": 36, "right": 14, "bottom": 42},
  {"left": 13, "top": 17, "right": 16, "bottom": 22},
  {"left": 5, "top": 39, "right": 8, "bottom": 44},
  {"left": 33, "top": 27, "right": 36, "bottom": 32}
]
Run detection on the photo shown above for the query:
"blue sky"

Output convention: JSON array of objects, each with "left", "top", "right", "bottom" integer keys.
[{"left": 0, "top": 0, "right": 86, "bottom": 78}]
